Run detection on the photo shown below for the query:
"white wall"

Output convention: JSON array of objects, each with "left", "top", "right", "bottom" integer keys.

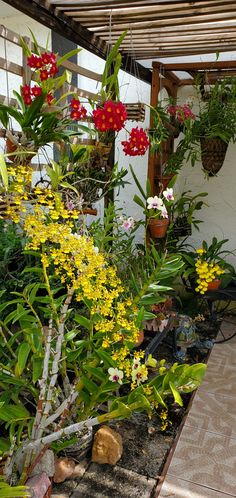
[{"left": 176, "top": 85, "right": 236, "bottom": 263}]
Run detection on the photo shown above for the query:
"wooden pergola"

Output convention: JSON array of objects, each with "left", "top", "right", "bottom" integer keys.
[{"left": 4, "top": 0, "right": 236, "bottom": 192}]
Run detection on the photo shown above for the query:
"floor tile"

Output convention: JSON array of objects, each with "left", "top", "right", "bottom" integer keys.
[
  {"left": 198, "top": 364, "right": 236, "bottom": 396},
  {"left": 216, "top": 321, "right": 236, "bottom": 342},
  {"left": 158, "top": 475, "right": 236, "bottom": 497},
  {"left": 185, "top": 391, "right": 236, "bottom": 438},
  {"left": 167, "top": 425, "right": 236, "bottom": 496}
]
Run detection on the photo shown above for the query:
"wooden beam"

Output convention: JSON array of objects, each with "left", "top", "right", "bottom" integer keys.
[
  {"left": 3, "top": 0, "right": 151, "bottom": 85},
  {"left": 165, "top": 61, "right": 236, "bottom": 71}
]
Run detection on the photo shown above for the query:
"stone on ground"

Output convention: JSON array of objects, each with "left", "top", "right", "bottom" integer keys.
[{"left": 92, "top": 426, "right": 123, "bottom": 465}]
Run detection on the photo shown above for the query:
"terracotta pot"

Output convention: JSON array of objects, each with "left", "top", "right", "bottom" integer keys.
[
  {"left": 134, "top": 330, "right": 144, "bottom": 347},
  {"left": 207, "top": 279, "right": 222, "bottom": 291},
  {"left": 149, "top": 218, "right": 169, "bottom": 239},
  {"left": 155, "top": 174, "right": 174, "bottom": 190}
]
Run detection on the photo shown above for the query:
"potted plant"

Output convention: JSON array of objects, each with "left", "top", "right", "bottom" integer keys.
[
  {"left": 0, "top": 35, "right": 84, "bottom": 163},
  {"left": 187, "top": 76, "right": 236, "bottom": 176},
  {"left": 130, "top": 165, "right": 175, "bottom": 239},
  {"left": 180, "top": 237, "right": 235, "bottom": 294},
  {"left": 170, "top": 190, "right": 208, "bottom": 238}
]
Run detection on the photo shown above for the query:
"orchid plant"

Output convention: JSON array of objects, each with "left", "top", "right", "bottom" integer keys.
[{"left": 147, "top": 187, "right": 174, "bottom": 220}]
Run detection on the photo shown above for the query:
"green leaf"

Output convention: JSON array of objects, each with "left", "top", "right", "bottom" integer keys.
[
  {"left": 15, "top": 342, "right": 31, "bottom": 376},
  {"left": 32, "top": 355, "right": 43, "bottom": 383},
  {"left": 153, "top": 387, "right": 167, "bottom": 407},
  {"left": 95, "top": 349, "right": 116, "bottom": 367},
  {"left": 57, "top": 48, "right": 81, "bottom": 66},
  {"left": 84, "top": 366, "right": 107, "bottom": 383},
  {"left": 133, "top": 194, "right": 146, "bottom": 209},
  {"left": 0, "top": 153, "right": 8, "bottom": 191},
  {"left": 169, "top": 381, "right": 183, "bottom": 406},
  {"left": 0, "top": 403, "right": 30, "bottom": 423},
  {"left": 74, "top": 314, "right": 91, "bottom": 330},
  {"left": 81, "top": 377, "right": 98, "bottom": 395}
]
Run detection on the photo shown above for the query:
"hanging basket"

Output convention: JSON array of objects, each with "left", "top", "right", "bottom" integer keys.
[
  {"left": 173, "top": 216, "right": 192, "bottom": 238},
  {"left": 149, "top": 218, "right": 169, "bottom": 239},
  {"left": 125, "top": 103, "right": 145, "bottom": 122},
  {"left": 200, "top": 137, "right": 228, "bottom": 176}
]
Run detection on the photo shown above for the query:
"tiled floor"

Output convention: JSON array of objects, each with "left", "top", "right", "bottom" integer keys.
[{"left": 158, "top": 319, "right": 236, "bottom": 498}]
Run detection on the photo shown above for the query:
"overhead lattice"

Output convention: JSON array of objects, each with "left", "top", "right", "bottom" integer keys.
[{"left": 5, "top": 0, "right": 236, "bottom": 83}]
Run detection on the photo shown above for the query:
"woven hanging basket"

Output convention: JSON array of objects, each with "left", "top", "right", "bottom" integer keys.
[{"left": 200, "top": 137, "right": 228, "bottom": 176}]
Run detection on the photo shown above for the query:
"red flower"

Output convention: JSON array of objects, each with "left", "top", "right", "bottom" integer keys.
[
  {"left": 49, "top": 64, "right": 58, "bottom": 76},
  {"left": 167, "top": 104, "right": 195, "bottom": 123},
  {"left": 23, "top": 95, "right": 32, "bottom": 106},
  {"left": 41, "top": 52, "right": 52, "bottom": 65},
  {"left": 70, "top": 98, "right": 81, "bottom": 110},
  {"left": 46, "top": 92, "right": 54, "bottom": 105},
  {"left": 70, "top": 106, "right": 87, "bottom": 120},
  {"left": 122, "top": 127, "right": 149, "bottom": 156},
  {"left": 21, "top": 84, "right": 31, "bottom": 97},
  {"left": 40, "top": 69, "right": 49, "bottom": 81},
  {"left": 31, "top": 85, "right": 42, "bottom": 97},
  {"left": 27, "top": 54, "right": 43, "bottom": 69},
  {"left": 92, "top": 101, "right": 126, "bottom": 132}
]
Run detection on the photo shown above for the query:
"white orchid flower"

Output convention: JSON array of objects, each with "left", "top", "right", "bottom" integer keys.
[
  {"left": 147, "top": 196, "right": 163, "bottom": 210},
  {"left": 163, "top": 188, "right": 174, "bottom": 201},
  {"left": 108, "top": 367, "right": 124, "bottom": 385}
]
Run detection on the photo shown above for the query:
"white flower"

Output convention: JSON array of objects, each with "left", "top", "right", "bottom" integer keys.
[
  {"left": 160, "top": 206, "right": 168, "bottom": 219},
  {"left": 132, "top": 358, "right": 141, "bottom": 370},
  {"left": 131, "top": 364, "right": 148, "bottom": 385},
  {"left": 93, "top": 246, "right": 99, "bottom": 254},
  {"left": 122, "top": 216, "right": 134, "bottom": 231},
  {"left": 108, "top": 367, "right": 124, "bottom": 385},
  {"left": 163, "top": 188, "right": 174, "bottom": 201},
  {"left": 147, "top": 196, "right": 163, "bottom": 210}
]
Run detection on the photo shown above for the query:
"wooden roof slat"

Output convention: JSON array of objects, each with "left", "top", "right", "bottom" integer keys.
[
  {"left": 62, "top": 0, "right": 235, "bottom": 16},
  {"left": 117, "top": 33, "right": 236, "bottom": 47},
  {"left": 89, "top": 11, "right": 236, "bottom": 32}
]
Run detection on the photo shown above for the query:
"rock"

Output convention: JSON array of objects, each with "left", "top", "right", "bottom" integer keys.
[
  {"left": 71, "top": 460, "right": 89, "bottom": 479},
  {"left": 26, "top": 472, "right": 51, "bottom": 498},
  {"left": 53, "top": 457, "right": 76, "bottom": 483},
  {"left": 92, "top": 426, "right": 123, "bottom": 465}
]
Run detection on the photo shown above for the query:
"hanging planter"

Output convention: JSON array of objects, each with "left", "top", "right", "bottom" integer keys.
[
  {"left": 149, "top": 218, "right": 169, "bottom": 239},
  {"left": 173, "top": 216, "right": 192, "bottom": 238},
  {"left": 125, "top": 103, "right": 145, "bottom": 122},
  {"left": 200, "top": 137, "right": 228, "bottom": 176}
]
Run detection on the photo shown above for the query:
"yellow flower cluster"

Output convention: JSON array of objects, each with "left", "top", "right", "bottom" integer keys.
[
  {"left": 2, "top": 165, "right": 33, "bottom": 223},
  {"left": 5, "top": 172, "right": 144, "bottom": 385},
  {"left": 195, "top": 252, "right": 224, "bottom": 294}
]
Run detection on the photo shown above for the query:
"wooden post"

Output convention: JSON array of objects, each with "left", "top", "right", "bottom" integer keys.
[
  {"left": 22, "top": 36, "right": 31, "bottom": 86},
  {"left": 148, "top": 62, "right": 160, "bottom": 195}
]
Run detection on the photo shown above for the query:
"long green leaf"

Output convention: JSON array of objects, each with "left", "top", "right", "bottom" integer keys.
[
  {"left": 57, "top": 48, "right": 81, "bottom": 66},
  {"left": 0, "top": 154, "right": 8, "bottom": 191}
]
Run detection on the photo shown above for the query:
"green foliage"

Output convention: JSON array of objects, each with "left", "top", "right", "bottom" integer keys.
[
  {"left": 170, "top": 190, "right": 208, "bottom": 230},
  {"left": 0, "top": 478, "right": 29, "bottom": 497}
]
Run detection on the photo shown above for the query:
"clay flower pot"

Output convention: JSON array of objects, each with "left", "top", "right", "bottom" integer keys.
[
  {"left": 207, "top": 279, "right": 222, "bottom": 291},
  {"left": 149, "top": 218, "right": 169, "bottom": 239}
]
